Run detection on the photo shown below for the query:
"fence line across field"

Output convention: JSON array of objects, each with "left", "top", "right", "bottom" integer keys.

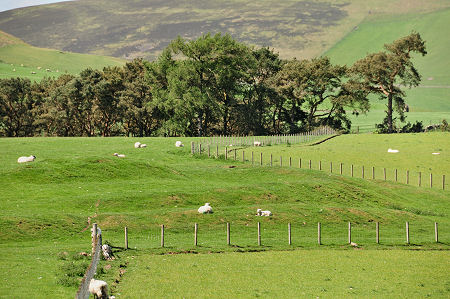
[
  {"left": 119, "top": 221, "right": 443, "bottom": 249},
  {"left": 192, "top": 143, "right": 447, "bottom": 191}
]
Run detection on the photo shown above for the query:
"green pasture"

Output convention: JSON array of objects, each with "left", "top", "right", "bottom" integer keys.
[
  {"left": 0, "top": 43, "right": 125, "bottom": 80},
  {"left": 325, "top": 8, "right": 450, "bottom": 131},
  {"left": 117, "top": 250, "right": 450, "bottom": 298},
  {"left": 0, "top": 135, "right": 449, "bottom": 297}
]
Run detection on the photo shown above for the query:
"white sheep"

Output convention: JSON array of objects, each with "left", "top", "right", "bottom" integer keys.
[
  {"left": 134, "top": 141, "right": 146, "bottom": 148},
  {"left": 253, "top": 141, "right": 261, "bottom": 146},
  {"left": 387, "top": 148, "right": 399, "bottom": 153},
  {"left": 89, "top": 279, "right": 109, "bottom": 299},
  {"left": 175, "top": 141, "right": 184, "bottom": 147},
  {"left": 17, "top": 155, "right": 36, "bottom": 163},
  {"left": 113, "top": 153, "right": 125, "bottom": 158},
  {"left": 198, "top": 203, "right": 213, "bottom": 214},
  {"left": 256, "top": 209, "right": 272, "bottom": 216}
]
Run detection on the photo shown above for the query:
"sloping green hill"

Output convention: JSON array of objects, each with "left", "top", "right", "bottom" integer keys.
[
  {"left": 0, "top": 30, "right": 125, "bottom": 81},
  {"left": 324, "top": 9, "right": 450, "bottom": 131},
  {"left": 1, "top": 0, "right": 448, "bottom": 60}
]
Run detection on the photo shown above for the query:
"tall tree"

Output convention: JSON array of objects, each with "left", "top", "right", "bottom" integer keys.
[{"left": 351, "top": 32, "right": 427, "bottom": 133}]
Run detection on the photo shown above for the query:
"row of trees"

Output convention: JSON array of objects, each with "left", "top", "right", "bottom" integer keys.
[{"left": 0, "top": 32, "right": 426, "bottom": 137}]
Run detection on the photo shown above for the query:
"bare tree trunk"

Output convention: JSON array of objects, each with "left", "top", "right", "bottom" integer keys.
[{"left": 387, "top": 93, "right": 393, "bottom": 133}]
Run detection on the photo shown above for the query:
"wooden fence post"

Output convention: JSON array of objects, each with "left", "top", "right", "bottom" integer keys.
[
  {"left": 270, "top": 154, "right": 273, "bottom": 166},
  {"left": 430, "top": 173, "right": 433, "bottom": 188},
  {"left": 199, "top": 143, "right": 202, "bottom": 155},
  {"left": 234, "top": 149, "right": 237, "bottom": 161},
  {"left": 309, "top": 160, "right": 312, "bottom": 169},
  {"left": 406, "top": 221, "right": 410, "bottom": 244},
  {"left": 406, "top": 170, "right": 409, "bottom": 184},
  {"left": 362, "top": 166, "right": 365, "bottom": 179},
  {"left": 340, "top": 163, "right": 343, "bottom": 175},
  {"left": 299, "top": 158, "right": 302, "bottom": 168},
  {"left": 435, "top": 222, "right": 439, "bottom": 243},
  {"left": 191, "top": 142, "right": 194, "bottom": 154},
  {"left": 242, "top": 150, "right": 245, "bottom": 162},
  {"left": 319, "top": 160, "right": 322, "bottom": 170},
  {"left": 418, "top": 172, "right": 421, "bottom": 186},
  {"left": 395, "top": 169, "right": 398, "bottom": 182},
  {"left": 252, "top": 152, "right": 254, "bottom": 165},
  {"left": 351, "top": 164, "right": 354, "bottom": 177},
  {"left": 92, "top": 223, "right": 98, "bottom": 253},
  {"left": 227, "top": 223, "right": 231, "bottom": 245},
  {"left": 372, "top": 167, "right": 375, "bottom": 179},
  {"left": 260, "top": 152, "right": 263, "bottom": 166},
  {"left": 443, "top": 175, "right": 445, "bottom": 190},
  {"left": 194, "top": 223, "right": 198, "bottom": 246},
  {"left": 348, "top": 222, "right": 351, "bottom": 244},
  {"left": 125, "top": 226, "right": 128, "bottom": 249},
  {"left": 257, "top": 222, "right": 261, "bottom": 246},
  {"left": 318, "top": 222, "right": 321, "bottom": 245},
  {"left": 376, "top": 222, "right": 379, "bottom": 244},
  {"left": 225, "top": 147, "right": 228, "bottom": 160},
  {"left": 288, "top": 223, "right": 292, "bottom": 245},
  {"left": 289, "top": 157, "right": 292, "bottom": 167},
  {"left": 280, "top": 156, "right": 282, "bottom": 167},
  {"left": 216, "top": 145, "right": 219, "bottom": 158},
  {"left": 384, "top": 168, "right": 386, "bottom": 181},
  {"left": 330, "top": 162, "right": 333, "bottom": 173},
  {"left": 161, "top": 224, "right": 165, "bottom": 248}
]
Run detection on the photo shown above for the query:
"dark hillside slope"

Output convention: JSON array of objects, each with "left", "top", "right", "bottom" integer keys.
[{"left": 1, "top": 0, "right": 447, "bottom": 60}]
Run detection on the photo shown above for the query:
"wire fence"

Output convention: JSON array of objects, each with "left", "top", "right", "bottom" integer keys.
[
  {"left": 109, "top": 221, "right": 448, "bottom": 252},
  {"left": 76, "top": 224, "right": 102, "bottom": 299}
]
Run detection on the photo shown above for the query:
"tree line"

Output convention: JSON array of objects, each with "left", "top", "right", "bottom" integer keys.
[{"left": 0, "top": 32, "right": 426, "bottom": 137}]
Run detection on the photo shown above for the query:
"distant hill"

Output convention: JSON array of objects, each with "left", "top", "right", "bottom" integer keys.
[
  {"left": 324, "top": 8, "right": 450, "bottom": 131},
  {"left": 0, "top": 30, "right": 125, "bottom": 81},
  {"left": 1, "top": 0, "right": 448, "bottom": 61}
]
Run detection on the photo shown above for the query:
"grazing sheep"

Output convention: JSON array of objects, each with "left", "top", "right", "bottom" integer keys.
[
  {"left": 113, "top": 153, "right": 125, "bottom": 158},
  {"left": 253, "top": 141, "right": 261, "bottom": 146},
  {"left": 387, "top": 148, "right": 399, "bottom": 153},
  {"left": 432, "top": 152, "right": 440, "bottom": 155},
  {"left": 256, "top": 209, "right": 272, "bottom": 216},
  {"left": 350, "top": 242, "right": 358, "bottom": 247},
  {"left": 198, "top": 203, "right": 213, "bottom": 214},
  {"left": 139, "top": 143, "right": 147, "bottom": 148},
  {"left": 89, "top": 279, "right": 109, "bottom": 299},
  {"left": 17, "top": 155, "right": 36, "bottom": 163},
  {"left": 175, "top": 141, "right": 184, "bottom": 147}
]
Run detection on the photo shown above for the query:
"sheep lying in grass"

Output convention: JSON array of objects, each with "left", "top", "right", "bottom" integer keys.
[
  {"left": 256, "top": 209, "right": 272, "bottom": 216},
  {"left": 134, "top": 142, "right": 147, "bottom": 148},
  {"left": 253, "top": 141, "right": 261, "bottom": 146},
  {"left": 198, "top": 203, "right": 213, "bottom": 214},
  {"left": 89, "top": 279, "right": 109, "bottom": 299},
  {"left": 387, "top": 148, "right": 399, "bottom": 153},
  {"left": 175, "top": 141, "right": 184, "bottom": 147},
  {"left": 113, "top": 153, "right": 125, "bottom": 158},
  {"left": 17, "top": 155, "right": 36, "bottom": 163}
]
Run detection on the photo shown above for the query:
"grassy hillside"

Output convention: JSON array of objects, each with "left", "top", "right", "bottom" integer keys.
[
  {"left": 324, "top": 8, "right": 450, "bottom": 131},
  {"left": 0, "top": 135, "right": 448, "bottom": 297},
  {"left": 0, "top": 30, "right": 125, "bottom": 80},
  {"left": 0, "top": 0, "right": 448, "bottom": 60}
]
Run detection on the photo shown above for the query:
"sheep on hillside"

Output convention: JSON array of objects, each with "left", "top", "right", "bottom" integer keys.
[
  {"left": 256, "top": 209, "right": 272, "bottom": 217},
  {"left": 17, "top": 155, "right": 36, "bottom": 163},
  {"left": 89, "top": 279, "right": 109, "bottom": 299},
  {"left": 113, "top": 153, "right": 125, "bottom": 158},
  {"left": 387, "top": 148, "right": 399, "bottom": 153},
  {"left": 101, "top": 244, "right": 114, "bottom": 260},
  {"left": 175, "top": 141, "right": 184, "bottom": 147},
  {"left": 198, "top": 203, "right": 213, "bottom": 214},
  {"left": 253, "top": 141, "right": 261, "bottom": 146}
]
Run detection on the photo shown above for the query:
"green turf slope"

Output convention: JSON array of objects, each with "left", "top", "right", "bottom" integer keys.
[
  {"left": 0, "top": 30, "right": 125, "bottom": 81},
  {"left": 324, "top": 9, "right": 450, "bottom": 131}
]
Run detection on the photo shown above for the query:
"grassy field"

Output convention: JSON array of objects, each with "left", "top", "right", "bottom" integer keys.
[
  {"left": 0, "top": 134, "right": 449, "bottom": 297},
  {"left": 117, "top": 250, "right": 450, "bottom": 298},
  {"left": 325, "top": 8, "right": 450, "bottom": 131},
  {"left": 0, "top": 31, "right": 125, "bottom": 80}
]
